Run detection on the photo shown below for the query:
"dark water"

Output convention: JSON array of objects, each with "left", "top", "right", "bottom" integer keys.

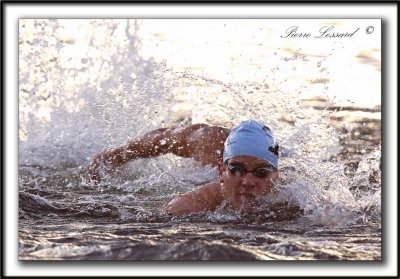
[
  {"left": 18, "top": 19, "right": 381, "bottom": 261},
  {"left": 18, "top": 115, "right": 381, "bottom": 260},
  {"left": 19, "top": 219, "right": 381, "bottom": 260}
]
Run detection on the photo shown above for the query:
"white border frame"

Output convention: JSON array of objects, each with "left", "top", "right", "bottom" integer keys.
[{"left": 4, "top": 3, "right": 398, "bottom": 277}]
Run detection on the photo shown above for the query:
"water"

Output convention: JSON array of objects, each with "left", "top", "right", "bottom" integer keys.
[{"left": 19, "top": 19, "right": 381, "bottom": 260}]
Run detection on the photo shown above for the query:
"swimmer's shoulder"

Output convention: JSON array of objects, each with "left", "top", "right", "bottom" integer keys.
[
  {"left": 190, "top": 124, "right": 230, "bottom": 141},
  {"left": 196, "top": 181, "right": 223, "bottom": 197},
  {"left": 163, "top": 182, "right": 223, "bottom": 215},
  {"left": 190, "top": 182, "right": 223, "bottom": 205}
]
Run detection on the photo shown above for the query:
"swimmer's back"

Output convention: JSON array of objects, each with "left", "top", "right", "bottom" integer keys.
[{"left": 187, "top": 125, "right": 230, "bottom": 166}]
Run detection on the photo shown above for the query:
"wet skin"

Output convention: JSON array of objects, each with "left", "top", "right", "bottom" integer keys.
[
  {"left": 87, "top": 124, "right": 230, "bottom": 183},
  {"left": 218, "top": 155, "right": 279, "bottom": 210},
  {"left": 164, "top": 155, "right": 279, "bottom": 215},
  {"left": 86, "top": 124, "right": 279, "bottom": 215}
]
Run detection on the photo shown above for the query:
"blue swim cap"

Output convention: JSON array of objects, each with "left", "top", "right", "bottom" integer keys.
[{"left": 223, "top": 120, "right": 279, "bottom": 169}]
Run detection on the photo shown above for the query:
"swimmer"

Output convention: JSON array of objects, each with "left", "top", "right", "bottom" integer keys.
[{"left": 87, "top": 120, "right": 284, "bottom": 216}]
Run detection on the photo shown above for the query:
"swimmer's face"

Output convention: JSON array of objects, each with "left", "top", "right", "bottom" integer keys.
[{"left": 218, "top": 155, "right": 278, "bottom": 210}]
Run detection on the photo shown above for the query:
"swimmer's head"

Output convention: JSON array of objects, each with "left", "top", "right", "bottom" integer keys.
[{"left": 223, "top": 120, "right": 279, "bottom": 169}]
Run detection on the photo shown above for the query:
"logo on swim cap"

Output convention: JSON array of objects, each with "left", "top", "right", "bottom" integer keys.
[{"left": 223, "top": 120, "right": 279, "bottom": 169}]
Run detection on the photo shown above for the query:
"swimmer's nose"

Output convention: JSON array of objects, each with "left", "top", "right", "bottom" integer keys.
[{"left": 241, "top": 173, "right": 257, "bottom": 189}]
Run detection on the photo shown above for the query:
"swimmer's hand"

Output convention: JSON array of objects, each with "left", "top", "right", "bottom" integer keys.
[
  {"left": 85, "top": 148, "right": 126, "bottom": 184},
  {"left": 85, "top": 150, "right": 114, "bottom": 184},
  {"left": 85, "top": 154, "right": 102, "bottom": 184}
]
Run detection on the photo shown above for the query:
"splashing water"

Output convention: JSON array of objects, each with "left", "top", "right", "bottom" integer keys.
[{"left": 19, "top": 19, "right": 381, "bottom": 260}]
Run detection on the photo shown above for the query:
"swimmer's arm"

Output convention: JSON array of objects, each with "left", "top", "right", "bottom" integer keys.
[
  {"left": 163, "top": 182, "right": 223, "bottom": 216},
  {"left": 86, "top": 125, "right": 206, "bottom": 183},
  {"left": 86, "top": 137, "right": 166, "bottom": 181}
]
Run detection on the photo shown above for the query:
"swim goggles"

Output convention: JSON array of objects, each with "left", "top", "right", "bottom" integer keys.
[{"left": 226, "top": 163, "right": 275, "bottom": 178}]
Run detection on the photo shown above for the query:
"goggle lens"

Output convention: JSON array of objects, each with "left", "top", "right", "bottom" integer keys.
[{"left": 227, "top": 164, "right": 275, "bottom": 178}]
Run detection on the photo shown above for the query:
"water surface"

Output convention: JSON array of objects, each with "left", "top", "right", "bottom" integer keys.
[{"left": 19, "top": 19, "right": 381, "bottom": 261}]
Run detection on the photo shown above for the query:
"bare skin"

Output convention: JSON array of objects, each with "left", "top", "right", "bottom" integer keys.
[
  {"left": 163, "top": 156, "right": 278, "bottom": 215},
  {"left": 162, "top": 182, "right": 224, "bottom": 216},
  {"left": 86, "top": 123, "right": 230, "bottom": 184},
  {"left": 86, "top": 123, "right": 297, "bottom": 217}
]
